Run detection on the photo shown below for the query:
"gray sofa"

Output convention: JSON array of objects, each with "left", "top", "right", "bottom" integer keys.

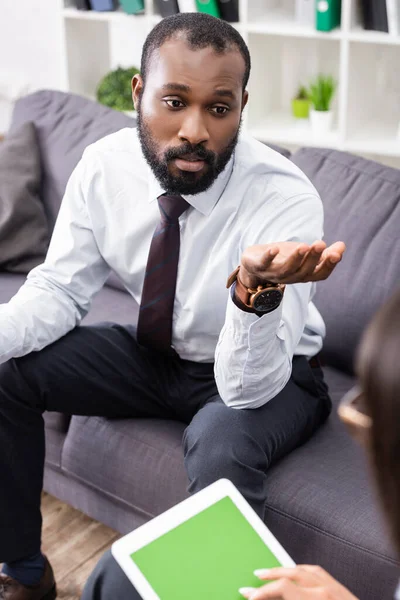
[{"left": 2, "top": 90, "right": 400, "bottom": 599}]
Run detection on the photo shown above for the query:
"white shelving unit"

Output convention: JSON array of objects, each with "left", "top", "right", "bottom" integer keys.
[{"left": 60, "top": 0, "right": 400, "bottom": 165}]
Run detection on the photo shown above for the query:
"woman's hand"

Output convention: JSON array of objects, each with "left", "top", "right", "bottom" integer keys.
[{"left": 239, "top": 565, "right": 359, "bottom": 599}]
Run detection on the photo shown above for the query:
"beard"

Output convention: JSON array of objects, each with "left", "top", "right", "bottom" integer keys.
[{"left": 137, "top": 108, "right": 241, "bottom": 196}]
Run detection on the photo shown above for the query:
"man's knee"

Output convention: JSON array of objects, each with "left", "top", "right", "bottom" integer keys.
[
  {"left": 0, "top": 355, "right": 43, "bottom": 412},
  {"left": 183, "top": 401, "right": 264, "bottom": 482}
]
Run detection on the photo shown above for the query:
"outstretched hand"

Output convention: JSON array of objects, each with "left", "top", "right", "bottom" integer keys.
[{"left": 239, "top": 240, "right": 346, "bottom": 288}]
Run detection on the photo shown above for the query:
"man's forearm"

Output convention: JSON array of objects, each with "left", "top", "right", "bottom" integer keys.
[
  {"left": 214, "top": 296, "right": 291, "bottom": 409},
  {"left": 0, "top": 274, "right": 84, "bottom": 364}
]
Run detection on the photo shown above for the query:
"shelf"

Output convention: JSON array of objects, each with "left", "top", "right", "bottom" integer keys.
[
  {"left": 248, "top": 112, "right": 342, "bottom": 149},
  {"left": 348, "top": 27, "right": 400, "bottom": 45},
  {"left": 246, "top": 21, "right": 342, "bottom": 40},
  {"left": 345, "top": 122, "right": 400, "bottom": 157},
  {"left": 63, "top": 7, "right": 146, "bottom": 22}
]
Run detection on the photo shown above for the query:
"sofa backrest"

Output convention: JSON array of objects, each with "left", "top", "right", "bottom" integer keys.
[
  {"left": 292, "top": 147, "right": 400, "bottom": 374},
  {"left": 10, "top": 90, "right": 136, "bottom": 230}
]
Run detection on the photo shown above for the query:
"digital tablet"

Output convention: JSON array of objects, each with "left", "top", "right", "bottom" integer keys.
[{"left": 112, "top": 479, "right": 295, "bottom": 600}]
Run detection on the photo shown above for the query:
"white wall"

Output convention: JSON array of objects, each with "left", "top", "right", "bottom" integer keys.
[{"left": 0, "top": 0, "right": 65, "bottom": 132}]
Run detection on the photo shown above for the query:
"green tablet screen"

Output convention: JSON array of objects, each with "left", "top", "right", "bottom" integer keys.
[{"left": 131, "top": 496, "right": 283, "bottom": 599}]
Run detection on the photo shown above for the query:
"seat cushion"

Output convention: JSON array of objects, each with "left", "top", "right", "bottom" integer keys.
[
  {"left": 10, "top": 90, "right": 137, "bottom": 229},
  {"left": 292, "top": 148, "right": 400, "bottom": 374},
  {"left": 61, "top": 416, "right": 188, "bottom": 517}
]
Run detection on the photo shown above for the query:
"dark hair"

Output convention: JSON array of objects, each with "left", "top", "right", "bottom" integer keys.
[
  {"left": 357, "top": 288, "right": 400, "bottom": 555},
  {"left": 140, "top": 13, "right": 251, "bottom": 92}
]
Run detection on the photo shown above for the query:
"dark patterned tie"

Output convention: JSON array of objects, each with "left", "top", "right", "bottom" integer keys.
[{"left": 136, "top": 194, "right": 190, "bottom": 353}]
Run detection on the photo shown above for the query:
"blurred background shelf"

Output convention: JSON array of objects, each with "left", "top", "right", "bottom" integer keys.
[{"left": 59, "top": 0, "right": 400, "bottom": 166}]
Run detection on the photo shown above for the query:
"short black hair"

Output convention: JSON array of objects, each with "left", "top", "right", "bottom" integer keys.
[{"left": 140, "top": 12, "right": 251, "bottom": 92}]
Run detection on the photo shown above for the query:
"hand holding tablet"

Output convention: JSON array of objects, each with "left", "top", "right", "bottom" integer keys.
[{"left": 112, "top": 479, "right": 295, "bottom": 600}]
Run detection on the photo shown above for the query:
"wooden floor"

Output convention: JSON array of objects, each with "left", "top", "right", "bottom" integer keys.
[{"left": 1, "top": 493, "right": 120, "bottom": 600}]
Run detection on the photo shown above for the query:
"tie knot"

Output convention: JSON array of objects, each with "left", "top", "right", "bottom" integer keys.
[{"left": 158, "top": 194, "right": 189, "bottom": 222}]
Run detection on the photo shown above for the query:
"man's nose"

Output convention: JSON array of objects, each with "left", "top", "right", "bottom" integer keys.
[{"left": 178, "top": 109, "right": 209, "bottom": 146}]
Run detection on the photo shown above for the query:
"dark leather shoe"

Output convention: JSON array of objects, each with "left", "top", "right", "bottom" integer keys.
[{"left": 0, "top": 558, "right": 56, "bottom": 600}]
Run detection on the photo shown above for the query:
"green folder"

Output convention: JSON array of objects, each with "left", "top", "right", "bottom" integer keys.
[
  {"left": 119, "top": 0, "right": 145, "bottom": 14},
  {"left": 195, "top": 0, "right": 221, "bottom": 18},
  {"left": 316, "top": 0, "right": 342, "bottom": 31}
]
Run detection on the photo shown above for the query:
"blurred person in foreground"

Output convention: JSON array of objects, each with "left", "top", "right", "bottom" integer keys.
[{"left": 82, "top": 288, "right": 400, "bottom": 599}]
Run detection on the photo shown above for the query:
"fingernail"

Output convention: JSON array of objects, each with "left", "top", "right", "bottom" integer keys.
[
  {"left": 254, "top": 569, "right": 271, "bottom": 578},
  {"left": 239, "top": 587, "right": 256, "bottom": 598}
]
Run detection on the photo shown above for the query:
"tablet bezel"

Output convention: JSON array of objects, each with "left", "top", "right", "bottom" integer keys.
[{"left": 112, "top": 478, "right": 295, "bottom": 600}]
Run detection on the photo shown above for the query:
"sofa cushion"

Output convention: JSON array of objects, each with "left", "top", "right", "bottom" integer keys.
[
  {"left": 61, "top": 416, "right": 189, "bottom": 518},
  {"left": 0, "top": 273, "right": 26, "bottom": 303},
  {"left": 0, "top": 122, "right": 50, "bottom": 273},
  {"left": 10, "top": 90, "right": 137, "bottom": 230},
  {"left": 292, "top": 148, "right": 400, "bottom": 374}
]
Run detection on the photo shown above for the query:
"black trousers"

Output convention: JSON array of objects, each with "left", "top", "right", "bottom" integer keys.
[{"left": 0, "top": 322, "right": 331, "bottom": 568}]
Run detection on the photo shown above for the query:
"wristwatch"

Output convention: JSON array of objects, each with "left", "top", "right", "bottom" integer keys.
[{"left": 226, "top": 266, "right": 285, "bottom": 315}]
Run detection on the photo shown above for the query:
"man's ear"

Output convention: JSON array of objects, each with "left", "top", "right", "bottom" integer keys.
[
  {"left": 132, "top": 74, "right": 143, "bottom": 110},
  {"left": 241, "top": 90, "right": 249, "bottom": 112}
]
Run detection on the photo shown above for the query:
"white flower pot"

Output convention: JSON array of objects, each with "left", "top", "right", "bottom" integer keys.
[{"left": 310, "top": 109, "right": 333, "bottom": 136}]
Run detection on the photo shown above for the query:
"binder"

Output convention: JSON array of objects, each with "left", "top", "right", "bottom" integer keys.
[
  {"left": 295, "top": 0, "right": 315, "bottom": 27},
  {"left": 89, "top": 0, "right": 116, "bottom": 10},
  {"left": 75, "top": 0, "right": 91, "bottom": 9},
  {"left": 155, "top": 0, "right": 180, "bottom": 17},
  {"left": 359, "top": 0, "right": 374, "bottom": 29},
  {"left": 386, "top": 0, "right": 400, "bottom": 35},
  {"left": 119, "top": 0, "right": 145, "bottom": 14},
  {"left": 178, "top": 0, "right": 197, "bottom": 10},
  {"left": 195, "top": 0, "right": 221, "bottom": 17},
  {"left": 372, "top": 0, "right": 389, "bottom": 32},
  {"left": 316, "top": 0, "right": 341, "bottom": 31},
  {"left": 217, "top": 0, "right": 239, "bottom": 22}
]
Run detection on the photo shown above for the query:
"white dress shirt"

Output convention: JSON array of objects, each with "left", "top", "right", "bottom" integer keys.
[{"left": 0, "top": 127, "right": 325, "bottom": 409}]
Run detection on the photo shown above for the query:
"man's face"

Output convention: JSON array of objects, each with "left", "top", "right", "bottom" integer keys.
[{"left": 132, "top": 36, "right": 248, "bottom": 195}]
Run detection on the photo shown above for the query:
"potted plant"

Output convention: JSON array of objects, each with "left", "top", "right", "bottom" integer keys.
[
  {"left": 291, "top": 85, "right": 311, "bottom": 119},
  {"left": 96, "top": 66, "right": 140, "bottom": 117},
  {"left": 307, "top": 74, "right": 337, "bottom": 135}
]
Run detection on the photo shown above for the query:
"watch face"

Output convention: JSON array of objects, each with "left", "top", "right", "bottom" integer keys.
[{"left": 253, "top": 289, "right": 283, "bottom": 312}]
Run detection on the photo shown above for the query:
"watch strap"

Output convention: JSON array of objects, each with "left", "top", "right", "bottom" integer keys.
[{"left": 226, "top": 265, "right": 285, "bottom": 314}]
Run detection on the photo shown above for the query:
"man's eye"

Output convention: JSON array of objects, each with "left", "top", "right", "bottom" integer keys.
[
  {"left": 165, "top": 100, "right": 184, "bottom": 108},
  {"left": 211, "top": 106, "right": 229, "bottom": 115}
]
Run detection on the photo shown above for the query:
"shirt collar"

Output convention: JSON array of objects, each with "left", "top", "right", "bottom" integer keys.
[{"left": 147, "top": 154, "right": 234, "bottom": 217}]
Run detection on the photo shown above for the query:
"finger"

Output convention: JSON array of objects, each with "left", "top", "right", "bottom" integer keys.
[
  {"left": 254, "top": 566, "right": 322, "bottom": 586},
  {"left": 260, "top": 246, "right": 280, "bottom": 271},
  {"left": 293, "top": 243, "right": 326, "bottom": 279},
  {"left": 307, "top": 255, "right": 341, "bottom": 282},
  {"left": 239, "top": 578, "right": 317, "bottom": 599},
  {"left": 297, "top": 565, "right": 359, "bottom": 596},
  {"left": 326, "top": 241, "right": 346, "bottom": 256},
  {"left": 273, "top": 244, "right": 310, "bottom": 279}
]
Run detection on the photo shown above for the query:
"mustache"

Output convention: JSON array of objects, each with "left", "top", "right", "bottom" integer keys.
[{"left": 164, "top": 143, "right": 215, "bottom": 164}]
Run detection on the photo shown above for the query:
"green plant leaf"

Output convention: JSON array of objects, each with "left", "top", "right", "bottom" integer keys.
[
  {"left": 307, "top": 74, "right": 337, "bottom": 111},
  {"left": 96, "top": 66, "right": 140, "bottom": 112}
]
